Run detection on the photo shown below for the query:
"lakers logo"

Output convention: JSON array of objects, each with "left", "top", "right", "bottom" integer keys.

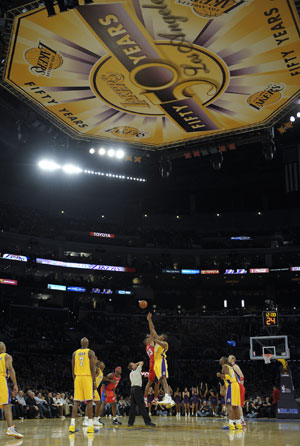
[
  {"left": 177, "top": 0, "right": 246, "bottom": 18},
  {"left": 25, "top": 41, "right": 63, "bottom": 77},
  {"left": 91, "top": 42, "right": 229, "bottom": 117},
  {"left": 247, "top": 83, "right": 285, "bottom": 111},
  {"left": 106, "top": 126, "right": 149, "bottom": 139}
]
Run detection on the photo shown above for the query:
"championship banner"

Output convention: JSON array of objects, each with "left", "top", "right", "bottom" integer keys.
[{"left": 4, "top": 0, "right": 300, "bottom": 147}]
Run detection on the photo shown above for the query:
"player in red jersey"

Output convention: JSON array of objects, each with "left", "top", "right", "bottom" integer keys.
[
  {"left": 100, "top": 366, "right": 122, "bottom": 425},
  {"left": 228, "top": 355, "right": 246, "bottom": 427},
  {"left": 143, "top": 334, "right": 159, "bottom": 407}
]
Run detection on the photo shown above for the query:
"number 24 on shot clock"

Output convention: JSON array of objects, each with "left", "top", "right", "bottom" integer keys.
[{"left": 263, "top": 310, "right": 279, "bottom": 327}]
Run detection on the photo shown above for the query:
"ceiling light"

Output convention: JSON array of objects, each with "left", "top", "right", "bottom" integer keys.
[
  {"left": 99, "top": 147, "right": 106, "bottom": 155},
  {"left": 107, "top": 149, "right": 115, "bottom": 157},
  {"left": 38, "top": 160, "right": 61, "bottom": 171},
  {"left": 116, "top": 149, "right": 125, "bottom": 159},
  {"left": 297, "top": 112, "right": 300, "bottom": 118},
  {"left": 62, "top": 164, "right": 82, "bottom": 174},
  {"left": 89, "top": 148, "right": 95, "bottom": 154},
  {"left": 290, "top": 116, "right": 296, "bottom": 122}
]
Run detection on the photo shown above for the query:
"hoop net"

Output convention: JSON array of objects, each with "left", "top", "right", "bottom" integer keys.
[{"left": 263, "top": 353, "right": 273, "bottom": 364}]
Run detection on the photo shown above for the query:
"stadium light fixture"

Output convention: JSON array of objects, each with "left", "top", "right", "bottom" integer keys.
[
  {"left": 297, "top": 112, "right": 300, "bottom": 118},
  {"left": 89, "top": 148, "right": 95, "bottom": 154},
  {"left": 224, "top": 299, "right": 227, "bottom": 308},
  {"left": 38, "top": 159, "right": 61, "bottom": 171},
  {"left": 241, "top": 299, "right": 245, "bottom": 308},
  {"left": 62, "top": 164, "right": 83, "bottom": 174},
  {"left": 99, "top": 147, "right": 106, "bottom": 155},
  {"left": 116, "top": 149, "right": 125, "bottom": 159},
  {"left": 107, "top": 149, "right": 115, "bottom": 157},
  {"left": 290, "top": 116, "right": 296, "bottom": 122}
]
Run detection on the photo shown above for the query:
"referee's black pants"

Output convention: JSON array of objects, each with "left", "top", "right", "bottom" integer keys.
[{"left": 128, "top": 386, "right": 152, "bottom": 425}]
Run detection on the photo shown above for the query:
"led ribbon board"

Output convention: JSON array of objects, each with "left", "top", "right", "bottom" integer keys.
[
  {"left": 37, "top": 258, "right": 135, "bottom": 272},
  {"left": 0, "top": 279, "right": 18, "bottom": 285},
  {"left": 4, "top": 0, "right": 300, "bottom": 148}
]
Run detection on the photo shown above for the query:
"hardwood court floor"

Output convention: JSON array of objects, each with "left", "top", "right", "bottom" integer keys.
[{"left": 1, "top": 416, "right": 300, "bottom": 446}]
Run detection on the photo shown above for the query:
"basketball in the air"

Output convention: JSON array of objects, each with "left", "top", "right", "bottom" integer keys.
[{"left": 139, "top": 300, "right": 148, "bottom": 309}]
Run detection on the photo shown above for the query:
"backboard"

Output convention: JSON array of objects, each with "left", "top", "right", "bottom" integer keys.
[{"left": 250, "top": 335, "right": 290, "bottom": 360}]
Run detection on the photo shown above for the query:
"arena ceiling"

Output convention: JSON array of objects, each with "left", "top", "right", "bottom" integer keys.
[{"left": 1, "top": 0, "right": 300, "bottom": 150}]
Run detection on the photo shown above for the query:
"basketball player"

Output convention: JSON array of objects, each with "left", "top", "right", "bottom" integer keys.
[
  {"left": 0, "top": 342, "right": 23, "bottom": 439},
  {"left": 143, "top": 334, "right": 159, "bottom": 406},
  {"left": 83, "top": 358, "right": 116, "bottom": 427},
  {"left": 69, "top": 337, "right": 96, "bottom": 433},
  {"left": 100, "top": 366, "right": 122, "bottom": 425},
  {"left": 228, "top": 355, "right": 246, "bottom": 427},
  {"left": 147, "top": 313, "right": 175, "bottom": 406},
  {"left": 217, "top": 356, "right": 242, "bottom": 430}
]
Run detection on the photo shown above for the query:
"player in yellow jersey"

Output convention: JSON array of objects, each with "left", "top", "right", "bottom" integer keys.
[
  {"left": 147, "top": 313, "right": 175, "bottom": 407},
  {"left": 217, "top": 357, "right": 242, "bottom": 430},
  {"left": 83, "top": 357, "right": 115, "bottom": 427},
  {"left": 0, "top": 342, "right": 23, "bottom": 439},
  {"left": 69, "top": 337, "right": 96, "bottom": 434}
]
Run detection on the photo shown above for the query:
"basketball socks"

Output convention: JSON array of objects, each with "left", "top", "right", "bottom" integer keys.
[
  {"left": 87, "top": 419, "right": 93, "bottom": 427},
  {"left": 229, "top": 419, "right": 234, "bottom": 425}
]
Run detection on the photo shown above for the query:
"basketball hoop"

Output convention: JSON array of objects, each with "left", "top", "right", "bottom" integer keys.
[{"left": 263, "top": 353, "right": 273, "bottom": 364}]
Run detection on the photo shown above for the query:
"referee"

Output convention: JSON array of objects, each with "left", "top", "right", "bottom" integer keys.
[{"left": 128, "top": 361, "right": 156, "bottom": 427}]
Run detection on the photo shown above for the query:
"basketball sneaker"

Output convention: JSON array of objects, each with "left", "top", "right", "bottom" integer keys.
[
  {"left": 93, "top": 417, "right": 104, "bottom": 426},
  {"left": 160, "top": 394, "right": 175, "bottom": 406},
  {"left": 69, "top": 424, "right": 76, "bottom": 433},
  {"left": 241, "top": 419, "right": 247, "bottom": 428},
  {"left": 94, "top": 417, "right": 104, "bottom": 427},
  {"left": 112, "top": 418, "right": 122, "bottom": 425},
  {"left": 235, "top": 423, "right": 243, "bottom": 430},
  {"left": 82, "top": 416, "right": 88, "bottom": 426},
  {"left": 87, "top": 425, "right": 95, "bottom": 433},
  {"left": 223, "top": 423, "right": 235, "bottom": 430},
  {"left": 6, "top": 426, "right": 23, "bottom": 439}
]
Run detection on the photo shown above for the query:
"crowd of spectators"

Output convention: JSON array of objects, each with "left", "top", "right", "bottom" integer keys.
[{"left": 0, "top": 384, "right": 282, "bottom": 421}]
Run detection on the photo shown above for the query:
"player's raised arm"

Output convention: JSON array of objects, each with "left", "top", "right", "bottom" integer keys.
[
  {"left": 5, "top": 354, "right": 18, "bottom": 393},
  {"left": 147, "top": 312, "right": 158, "bottom": 337}
]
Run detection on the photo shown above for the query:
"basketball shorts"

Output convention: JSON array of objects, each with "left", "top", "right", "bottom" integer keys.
[
  {"left": 239, "top": 383, "right": 245, "bottom": 407},
  {"left": 74, "top": 375, "right": 93, "bottom": 402},
  {"left": 225, "top": 382, "right": 241, "bottom": 407},
  {"left": 106, "top": 390, "right": 116, "bottom": 403},
  {"left": 94, "top": 389, "right": 100, "bottom": 402},
  {"left": 0, "top": 376, "right": 10, "bottom": 406},
  {"left": 148, "top": 366, "right": 157, "bottom": 382},
  {"left": 154, "top": 358, "right": 168, "bottom": 380}
]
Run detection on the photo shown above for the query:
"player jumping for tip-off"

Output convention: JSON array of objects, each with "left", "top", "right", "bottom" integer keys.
[{"left": 147, "top": 313, "right": 175, "bottom": 407}]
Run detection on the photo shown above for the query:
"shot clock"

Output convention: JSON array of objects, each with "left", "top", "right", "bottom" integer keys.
[{"left": 263, "top": 310, "right": 279, "bottom": 327}]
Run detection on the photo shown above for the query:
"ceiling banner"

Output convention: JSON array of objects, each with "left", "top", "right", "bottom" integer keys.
[{"left": 4, "top": 0, "right": 300, "bottom": 147}]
